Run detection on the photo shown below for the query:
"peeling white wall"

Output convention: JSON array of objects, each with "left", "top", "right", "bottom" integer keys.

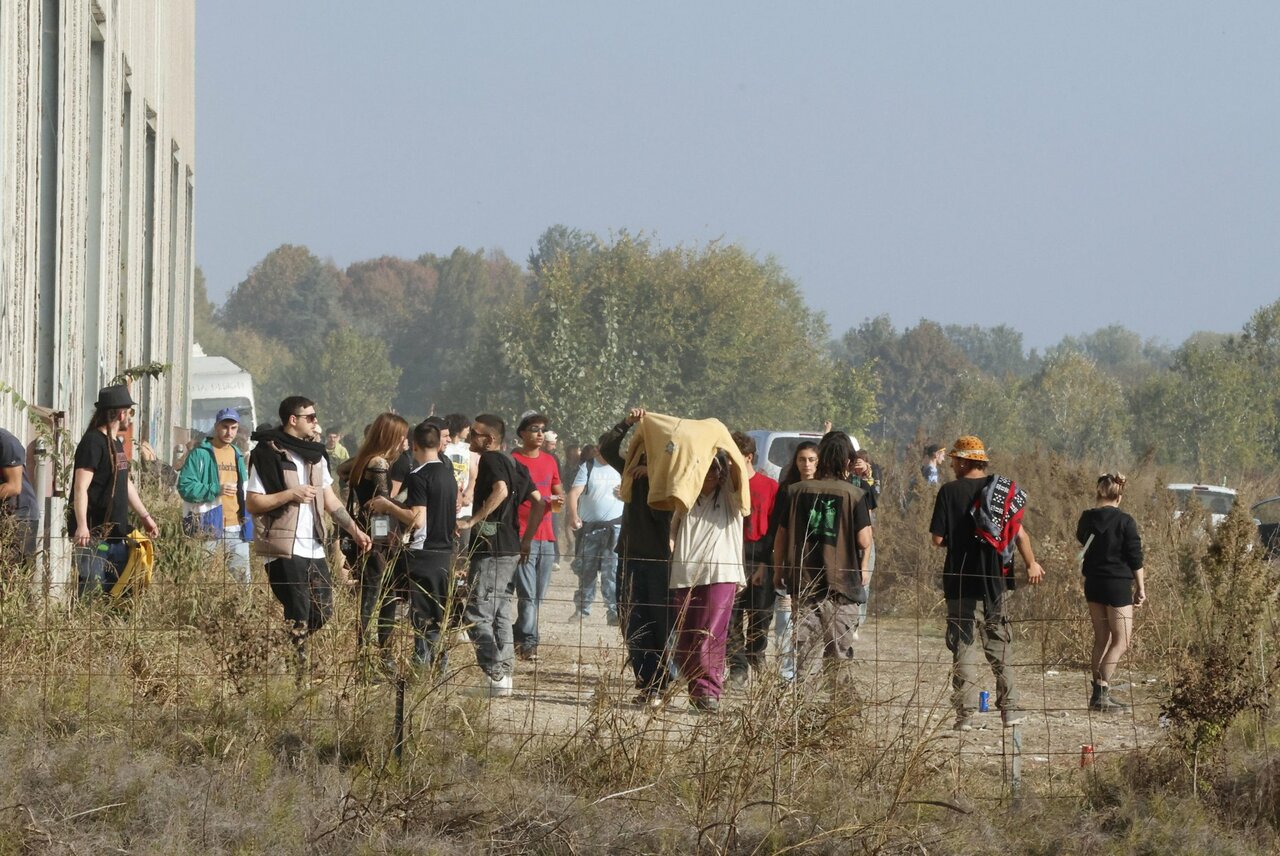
[{"left": 1, "top": 0, "right": 194, "bottom": 450}]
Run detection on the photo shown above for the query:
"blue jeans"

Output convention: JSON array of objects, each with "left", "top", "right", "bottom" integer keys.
[
  {"left": 514, "top": 540, "right": 556, "bottom": 651},
  {"left": 572, "top": 524, "right": 619, "bottom": 617},
  {"left": 74, "top": 540, "right": 129, "bottom": 598},
  {"left": 208, "top": 526, "right": 252, "bottom": 584}
]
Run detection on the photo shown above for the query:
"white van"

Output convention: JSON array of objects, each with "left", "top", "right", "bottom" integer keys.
[
  {"left": 190, "top": 343, "right": 257, "bottom": 436},
  {"left": 746, "top": 430, "right": 860, "bottom": 481}
]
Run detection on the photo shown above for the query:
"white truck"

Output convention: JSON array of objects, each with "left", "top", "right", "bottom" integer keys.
[{"left": 190, "top": 343, "right": 257, "bottom": 436}]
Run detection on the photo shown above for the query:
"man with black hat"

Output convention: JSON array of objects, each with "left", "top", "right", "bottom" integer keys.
[
  {"left": 177, "top": 407, "right": 252, "bottom": 582},
  {"left": 70, "top": 385, "right": 161, "bottom": 597},
  {"left": 246, "top": 396, "right": 372, "bottom": 666}
]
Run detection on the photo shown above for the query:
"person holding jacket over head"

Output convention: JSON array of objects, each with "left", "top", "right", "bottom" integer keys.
[
  {"left": 1077, "top": 472, "right": 1145, "bottom": 713},
  {"left": 177, "top": 408, "right": 252, "bottom": 582}
]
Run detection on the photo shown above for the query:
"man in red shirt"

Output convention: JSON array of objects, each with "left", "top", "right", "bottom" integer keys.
[
  {"left": 727, "top": 431, "right": 779, "bottom": 689},
  {"left": 511, "top": 413, "right": 564, "bottom": 660}
]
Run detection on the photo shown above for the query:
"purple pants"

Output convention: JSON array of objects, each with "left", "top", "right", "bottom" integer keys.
[{"left": 670, "top": 582, "right": 737, "bottom": 701}]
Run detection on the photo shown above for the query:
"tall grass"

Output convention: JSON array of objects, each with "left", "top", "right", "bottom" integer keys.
[{"left": 0, "top": 455, "right": 1278, "bottom": 853}]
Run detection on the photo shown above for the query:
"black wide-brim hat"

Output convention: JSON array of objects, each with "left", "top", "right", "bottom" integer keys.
[{"left": 94, "top": 385, "right": 136, "bottom": 410}]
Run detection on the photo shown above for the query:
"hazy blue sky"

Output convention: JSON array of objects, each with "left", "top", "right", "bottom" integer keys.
[{"left": 196, "top": 2, "right": 1279, "bottom": 349}]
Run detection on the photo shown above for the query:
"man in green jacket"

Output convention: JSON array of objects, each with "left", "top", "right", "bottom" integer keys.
[{"left": 178, "top": 408, "right": 252, "bottom": 581}]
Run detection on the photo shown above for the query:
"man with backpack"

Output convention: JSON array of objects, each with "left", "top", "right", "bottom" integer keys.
[
  {"left": 567, "top": 444, "right": 624, "bottom": 624},
  {"left": 177, "top": 408, "right": 252, "bottom": 582},
  {"left": 929, "top": 435, "right": 1044, "bottom": 732}
]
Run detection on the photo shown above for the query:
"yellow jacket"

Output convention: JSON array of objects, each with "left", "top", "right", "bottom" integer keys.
[
  {"left": 110, "top": 529, "right": 154, "bottom": 599},
  {"left": 620, "top": 412, "right": 750, "bottom": 515}
]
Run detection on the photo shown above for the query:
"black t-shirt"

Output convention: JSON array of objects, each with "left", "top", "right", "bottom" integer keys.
[
  {"left": 0, "top": 428, "right": 37, "bottom": 522},
  {"left": 405, "top": 458, "right": 457, "bottom": 551},
  {"left": 388, "top": 451, "right": 412, "bottom": 492},
  {"left": 69, "top": 429, "right": 131, "bottom": 539},
  {"left": 350, "top": 461, "right": 391, "bottom": 529},
  {"left": 472, "top": 451, "right": 534, "bottom": 558},
  {"left": 929, "top": 475, "right": 1011, "bottom": 599}
]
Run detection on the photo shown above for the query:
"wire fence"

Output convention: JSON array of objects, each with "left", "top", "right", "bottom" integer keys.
[{"left": 0, "top": 527, "right": 1175, "bottom": 809}]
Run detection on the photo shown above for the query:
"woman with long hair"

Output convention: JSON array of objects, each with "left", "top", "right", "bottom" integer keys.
[
  {"left": 668, "top": 451, "right": 746, "bottom": 712},
  {"left": 768, "top": 441, "right": 818, "bottom": 680},
  {"left": 1077, "top": 472, "right": 1145, "bottom": 712},
  {"left": 348, "top": 412, "right": 410, "bottom": 666}
]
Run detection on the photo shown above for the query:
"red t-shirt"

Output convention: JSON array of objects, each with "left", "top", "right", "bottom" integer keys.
[
  {"left": 512, "top": 450, "right": 561, "bottom": 542},
  {"left": 745, "top": 471, "right": 779, "bottom": 543}
]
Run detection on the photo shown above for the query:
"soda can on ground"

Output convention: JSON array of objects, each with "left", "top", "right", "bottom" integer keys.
[
  {"left": 1080, "top": 744, "right": 1095, "bottom": 767},
  {"left": 978, "top": 690, "right": 989, "bottom": 712}
]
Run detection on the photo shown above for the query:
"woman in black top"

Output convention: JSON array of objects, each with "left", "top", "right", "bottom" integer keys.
[
  {"left": 348, "top": 412, "right": 410, "bottom": 665},
  {"left": 1077, "top": 472, "right": 1146, "bottom": 712}
]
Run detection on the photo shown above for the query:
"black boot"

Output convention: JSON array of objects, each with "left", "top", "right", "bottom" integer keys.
[{"left": 1090, "top": 681, "right": 1127, "bottom": 712}]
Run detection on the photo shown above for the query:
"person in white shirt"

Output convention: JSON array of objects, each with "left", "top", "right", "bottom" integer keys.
[
  {"left": 567, "top": 444, "right": 624, "bottom": 624},
  {"left": 668, "top": 452, "right": 745, "bottom": 713},
  {"left": 247, "top": 396, "right": 371, "bottom": 668}
]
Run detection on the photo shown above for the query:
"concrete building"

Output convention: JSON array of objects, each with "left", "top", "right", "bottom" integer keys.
[{"left": 0, "top": 0, "right": 195, "bottom": 579}]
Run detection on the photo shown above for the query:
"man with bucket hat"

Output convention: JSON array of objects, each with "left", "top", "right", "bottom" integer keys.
[
  {"left": 69, "top": 385, "right": 161, "bottom": 597},
  {"left": 928, "top": 435, "right": 1044, "bottom": 731},
  {"left": 178, "top": 407, "right": 253, "bottom": 582}
]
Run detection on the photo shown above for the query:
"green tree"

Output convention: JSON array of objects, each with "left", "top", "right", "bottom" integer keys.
[
  {"left": 219, "top": 245, "right": 344, "bottom": 345},
  {"left": 837, "top": 317, "right": 973, "bottom": 446},
  {"left": 298, "top": 328, "right": 401, "bottom": 438},
  {"left": 498, "top": 233, "right": 866, "bottom": 444},
  {"left": 943, "top": 323, "right": 1033, "bottom": 378},
  {"left": 940, "top": 369, "right": 1026, "bottom": 455},
  {"left": 192, "top": 266, "right": 220, "bottom": 348},
  {"left": 395, "top": 248, "right": 527, "bottom": 415},
  {"left": 1025, "top": 352, "right": 1129, "bottom": 461},
  {"left": 1133, "top": 341, "right": 1268, "bottom": 480},
  {"left": 1047, "top": 325, "right": 1170, "bottom": 385}
]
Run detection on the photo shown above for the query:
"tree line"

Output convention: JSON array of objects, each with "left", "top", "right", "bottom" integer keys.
[{"left": 196, "top": 225, "right": 1280, "bottom": 482}]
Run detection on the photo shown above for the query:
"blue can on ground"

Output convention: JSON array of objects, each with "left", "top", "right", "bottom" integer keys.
[{"left": 979, "top": 690, "right": 990, "bottom": 712}]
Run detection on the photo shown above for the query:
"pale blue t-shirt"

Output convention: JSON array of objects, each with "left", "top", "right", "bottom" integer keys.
[{"left": 572, "top": 460, "right": 624, "bottom": 524}]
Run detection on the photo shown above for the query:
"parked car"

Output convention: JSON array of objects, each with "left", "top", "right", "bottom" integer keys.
[
  {"left": 1167, "top": 483, "right": 1237, "bottom": 528},
  {"left": 746, "top": 430, "right": 859, "bottom": 481},
  {"left": 1252, "top": 496, "right": 1280, "bottom": 560}
]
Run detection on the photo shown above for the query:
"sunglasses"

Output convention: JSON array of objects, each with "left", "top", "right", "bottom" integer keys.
[
  {"left": 524, "top": 426, "right": 547, "bottom": 434},
  {"left": 294, "top": 412, "right": 319, "bottom": 423}
]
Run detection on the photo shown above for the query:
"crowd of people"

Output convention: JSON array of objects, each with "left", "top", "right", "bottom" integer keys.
[{"left": 0, "top": 387, "right": 1149, "bottom": 723}]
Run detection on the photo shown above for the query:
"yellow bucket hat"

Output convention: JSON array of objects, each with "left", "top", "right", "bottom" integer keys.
[{"left": 949, "top": 435, "right": 989, "bottom": 462}]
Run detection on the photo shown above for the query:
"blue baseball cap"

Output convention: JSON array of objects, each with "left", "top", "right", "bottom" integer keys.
[{"left": 214, "top": 408, "right": 241, "bottom": 424}]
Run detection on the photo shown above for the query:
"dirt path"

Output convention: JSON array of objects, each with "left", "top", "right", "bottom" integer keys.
[{"left": 410, "top": 561, "right": 1162, "bottom": 792}]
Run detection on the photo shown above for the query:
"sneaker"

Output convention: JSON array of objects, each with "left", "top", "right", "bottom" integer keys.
[
  {"left": 496, "top": 674, "right": 514, "bottom": 697},
  {"left": 568, "top": 610, "right": 588, "bottom": 622},
  {"left": 953, "top": 713, "right": 975, "bottom": 732},
  {"left": 464, "top": 674, "right": 507, "bottom": 698},
  {"left": 517, "top": 647, "right": 539, "bottom": 662},
  {"left": 1002, "top": 708, "right": 1027, "bottom": 727},
  {"left": 728, "top": 670, "right": 749, "bottom": 692},
  {"left": 606, "top": 612, "right": 620, "bottom": 627}
]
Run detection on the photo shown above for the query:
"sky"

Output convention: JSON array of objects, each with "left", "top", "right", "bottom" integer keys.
[{"left": 196, "top": 2, "right": 1280, "bottom": 350}]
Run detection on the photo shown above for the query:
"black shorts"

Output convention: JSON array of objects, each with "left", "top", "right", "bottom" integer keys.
[{"left": 1084, "top": 575, "right": 1133, "bottom": 608}]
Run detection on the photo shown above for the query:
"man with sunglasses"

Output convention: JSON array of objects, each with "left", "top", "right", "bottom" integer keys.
[
  {"left": 457, "top": 413, "right": 545, "bottom": 697},
  {"left": 69, "top": 385, "right": 161, "bottom": 597},
  {"left": 247, "top": 396, "right": 372, "bottom": 669}
]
